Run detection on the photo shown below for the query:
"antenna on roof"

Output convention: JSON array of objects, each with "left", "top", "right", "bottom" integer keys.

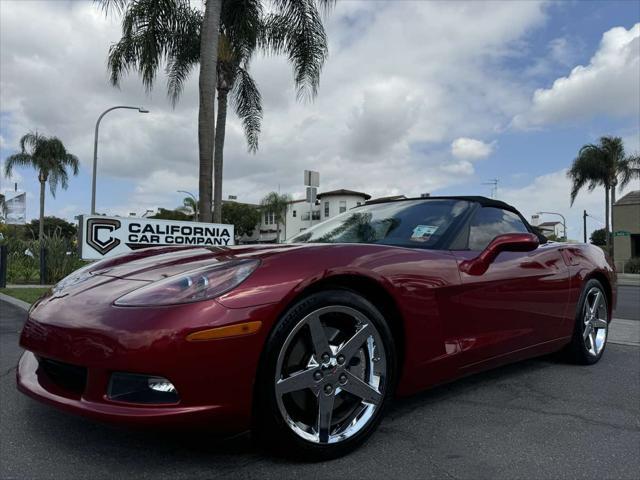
[{"left": 482, "top": 178, "right": 499, "bottom": 198}]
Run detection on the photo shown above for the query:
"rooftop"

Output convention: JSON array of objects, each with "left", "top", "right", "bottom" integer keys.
[
  {"left": 539, "top": 221, "right": 561, "bottom": 227},
  {"left": 614, "top": 190, "right": 640, "bottom": 206}
]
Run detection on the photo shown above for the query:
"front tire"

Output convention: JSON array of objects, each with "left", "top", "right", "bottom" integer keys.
[
  {"left": 255, "top": 289, "right": 396, "bottom": 460},
  {"left": 565, "top": 279, "right": 609, "bottom": 365}
]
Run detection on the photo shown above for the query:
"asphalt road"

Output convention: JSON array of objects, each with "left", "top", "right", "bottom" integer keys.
[
  {"left": 614, "top": 285, "right": 640, "bottom": 321},
  {"left": 1, "top": 300, "right": 639, "bottom": 480}
]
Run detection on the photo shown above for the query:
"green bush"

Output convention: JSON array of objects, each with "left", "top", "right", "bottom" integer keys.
[
  {"left": 1, "top": 233, "right": 86, "bottom": 284},
  {"left": 624, "top": 257, "right": 640, "bottom": 274}
]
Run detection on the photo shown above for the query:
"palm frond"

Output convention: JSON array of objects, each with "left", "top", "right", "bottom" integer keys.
[
  {"left": 618, "top": 154, "right": 640, "bottom": 189},
  {"left": 221, "top": 0, "right": 262, "bottom": 62},
  {"left": 94, "top": 0, "right": 130, "bottom": 16},
  {"left": 48, "top": 166, "right": 70, "bottom": 197},
  {"left": 232, "top": 66, "right": 263, "bottom": 152},
  {"left": 4, "top": 153, "right": 34, "bottom": 178},
  {"left": 263, "top": 0, "right": 329, "bottom": 101},
  {"left": 107, "top": 0, "right": 199, "bottom": 93},
  {"left": 19, "top": 132, "right": 41, "bottom": 154}
]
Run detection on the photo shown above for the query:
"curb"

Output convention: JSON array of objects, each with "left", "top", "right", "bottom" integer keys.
[{"left": 0, "top": 293, "right": 31, "bottom": 312}]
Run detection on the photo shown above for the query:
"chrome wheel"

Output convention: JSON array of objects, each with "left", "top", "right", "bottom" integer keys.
[
  {"left": 582, "top": 286, "right": 608, "bottom": 356},
  {"left": 274, "top": 305, "right": 387, "bottom": 444}
]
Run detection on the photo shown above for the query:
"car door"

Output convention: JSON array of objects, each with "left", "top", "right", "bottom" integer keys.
[{"left": 448, "top": 207, "right": 571, "bottom": 367}]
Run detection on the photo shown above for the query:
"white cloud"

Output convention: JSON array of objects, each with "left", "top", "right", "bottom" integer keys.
[
  {"left": 514, "top": 23, "right": 640, "bottom": 128},
  {"left": 451, "top": 137, "right": 495, "bottom": 160},
  {"left": 1, "top": 0, "right": 551, "bottom": 214}
]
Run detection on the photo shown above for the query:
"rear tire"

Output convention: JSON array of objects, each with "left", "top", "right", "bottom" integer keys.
[
  {"left": 564, "top": 279, "right": 609, "bottom": 365},
  {"left": 254, "top": 289, "right": 396, "bottom": 460}
]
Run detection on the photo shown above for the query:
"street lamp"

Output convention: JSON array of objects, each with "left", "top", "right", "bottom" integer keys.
[
  {"left": 537, "top": 211, "right": 567, "bottom": 240},
  {"left": 177, "top": 190, "right": 198, "bottom": 221},
  {"left": 91, "top": 106, "right": 150, "bottom": 214}
]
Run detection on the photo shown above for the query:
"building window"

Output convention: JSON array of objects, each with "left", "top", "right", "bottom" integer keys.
[
  {"left": 631, "top": 234, "right": 640, "bottom": 258},
  {"left": 356, "top": 202, "right": 362, "bottom": 206},
  {"left": 324, "top": 202, "right": 330, "bottom": 217},
  {"left": 264, "top": 211, "right": 275, "bottom": 225},
  {"left": 339, "top": 200, "right": 347, "bottom": 213},
  {"left": 312, "top": 210, "right": 321, "bottom": 220},
  {"left": 292, "top": 210, "right": 297, "bottom": 218}
]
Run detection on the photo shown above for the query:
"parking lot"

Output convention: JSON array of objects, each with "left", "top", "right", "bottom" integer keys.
[{"left": 1, "top": 299, "right": 638, "bottom": 480}]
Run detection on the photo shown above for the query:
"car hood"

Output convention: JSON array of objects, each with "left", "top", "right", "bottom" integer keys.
[{"left": 88, "top": 244, "right": 306, "bottom": 282}]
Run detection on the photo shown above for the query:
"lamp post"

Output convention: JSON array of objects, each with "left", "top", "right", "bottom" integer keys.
[
  {"left": 91, "top": 106, "right": 149, "bottom": 214},
  {"left": 537, "top": 211, "right": 567, "bottom": 241},
  {"left": 177, "top": 190, "right": 198, "bottom": 221}
]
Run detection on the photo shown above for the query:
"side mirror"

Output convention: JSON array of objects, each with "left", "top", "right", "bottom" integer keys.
[{"left": 460, "top": 233, "right": 539, "bottom": 275}]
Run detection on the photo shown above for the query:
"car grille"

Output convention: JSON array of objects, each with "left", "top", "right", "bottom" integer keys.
[{"left": 38, "top": 357, "right": 87, "bottom": 395}]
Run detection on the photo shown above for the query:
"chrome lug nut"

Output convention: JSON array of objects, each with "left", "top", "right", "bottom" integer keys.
[
  {"left": 324, "top": 384, "right": 334, "bottom": 395},
  {"left": 339, "top": 374, "right": 347, "bottom": 384},
  {"left": 321, "top": 353, "right": 330, "bottom": 363},
  {"left": 337, "top": 355, "right": 345, "bottom": 365},
  {"left": 313, "top": 371, "right": 323, "bottom": 381}
]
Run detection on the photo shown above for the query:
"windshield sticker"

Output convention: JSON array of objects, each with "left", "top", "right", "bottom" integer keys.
[{"left": 411, "top": 225, "right": 438, "bottom": 242}]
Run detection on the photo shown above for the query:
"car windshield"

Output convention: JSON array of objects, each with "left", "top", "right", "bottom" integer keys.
[{"left": 288, "top": 199, "right": 471, "bottom": 249}]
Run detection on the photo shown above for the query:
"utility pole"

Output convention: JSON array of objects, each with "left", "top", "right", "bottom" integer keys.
[
  {"left": 482, "top": 178, "right": 499, "bottom": 199},
  {"left": 583, "top": 210, "right": 588, "bottom": 243}
]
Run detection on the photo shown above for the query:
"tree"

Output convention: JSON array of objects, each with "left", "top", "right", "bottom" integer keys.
[
  {"left": 222, "top": 201, "right": 261, "bottom": 239},
  {"left": 0, "top": 193, "right": 5, "bottom": 222},
  {"left": 26, "top": 217, "right": 77, "bottom": 241},
  {"left": 181, "top": 196, "right": 198, "bottom": 220},
  {"left": 589, "top": 228, "right": 607, "bottom": 246},
  {"left": 150, "top": 208, "right": 192, "bottom": 221},
  {"left": 98, "top": 0, "right": 333, "bottom": 223},
  {"left": 97, "top": 0, "right": 222, "bottom": 223},
  {"left": 4, "top": 132, "right": 79, "bottom": 242},
  {"left": 568, "top": 136, "right": 639, "bottom": 255},
  {"left": 260, "top": 192, "right": 292, "bottom": 243}
]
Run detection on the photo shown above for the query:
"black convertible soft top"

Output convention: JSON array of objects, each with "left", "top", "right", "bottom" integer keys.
[
  {"left": 364, "top": 195, "right": 547, "bottom": 245},
  {"left": 365, "top": 195, "right": 520, "bottom": 214}
]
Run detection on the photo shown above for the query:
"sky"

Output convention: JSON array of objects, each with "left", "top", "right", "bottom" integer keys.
[{"left": 1, "top": 0, "right": 639, "bottom": 240}]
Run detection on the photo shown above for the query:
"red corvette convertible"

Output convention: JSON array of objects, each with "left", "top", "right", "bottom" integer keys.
[{"left": 17, "top": 196, "right": 615, "bottom": 459}]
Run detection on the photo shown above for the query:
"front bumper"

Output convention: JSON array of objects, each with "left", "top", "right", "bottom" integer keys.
[
  {"left": 17, "top": 281, "right": 280, "bottom": 432},
  {"left": 17, "top": 351, "right": 227, "bottom": 428}
]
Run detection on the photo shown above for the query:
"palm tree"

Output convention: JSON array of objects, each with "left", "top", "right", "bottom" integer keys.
[
  {"left": 4, "top": 132, "right": 79, "bottom": 241},
  {"left": 568, "top": 136, "right": 639, "bottom": 255},
  {"left": 182, "top": 196, "right": 198, "bottom": 220},
  {"left": 261, "top": 191, "right": 292, "bottom": 243},
  {"left": 97, "top": 0, "right": 222, "bottom": 223},
  {"left": 97, "top": 0, "right": 333, "bottom": 223}
]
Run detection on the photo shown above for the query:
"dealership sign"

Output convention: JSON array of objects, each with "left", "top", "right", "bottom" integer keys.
[
  {"left": 78, "top": 215, "right": 234, "bottom": 260},
  {"left": 5, "top": 192, "right": 26, "bottom": 225}
]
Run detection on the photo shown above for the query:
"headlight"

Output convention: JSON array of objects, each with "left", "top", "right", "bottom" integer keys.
[{"left": 114, "top": 259, "right": 259, "bottom": 307}]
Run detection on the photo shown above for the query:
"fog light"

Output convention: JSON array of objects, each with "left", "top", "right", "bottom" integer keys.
[
  {"left": 147, "top": 377, "right": 176, "bottom": 393},
  {"left": 108, "top": 372, "right": 179, "bottom": 404}
]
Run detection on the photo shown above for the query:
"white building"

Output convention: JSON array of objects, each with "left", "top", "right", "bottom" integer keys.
[
  {"left": 250, "top": 189, "right": 371, "bottom": 243},
  {"left": 531, "top": 215, "right": 565, "bottom": 239}
]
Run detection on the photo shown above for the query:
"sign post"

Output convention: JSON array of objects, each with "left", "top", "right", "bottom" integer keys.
[
  {"left": 304, "top": 170, "right": 320, "bottom": 229},
  {"left": 78, "top": 215, "right": 234, "bottom": 261}
]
